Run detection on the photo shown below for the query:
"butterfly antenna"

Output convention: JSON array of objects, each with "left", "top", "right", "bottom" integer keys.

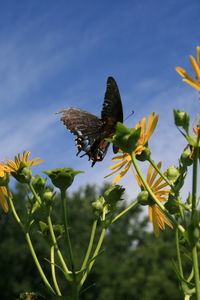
[{"left": 124, "top": 110, "right": 134, "bottom": 121}]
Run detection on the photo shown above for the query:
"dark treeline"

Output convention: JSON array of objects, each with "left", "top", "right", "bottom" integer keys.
[{"left": 0, "top": 183, "right": 183, "bottom": 299}]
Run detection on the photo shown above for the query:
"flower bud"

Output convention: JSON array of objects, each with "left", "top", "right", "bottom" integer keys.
[
  {"left": 166, "top": 166, "right": 180, "bottom": 183},
  {"left": 92, "top": 198, "right": 104, "bottom": 212},
  {"left": 11, "top": 162, "right": 32, "bottom": 184},
  {"left": 173, "top": 110, "right": 190, "bottom": 133},
  {"left": 32, "top": 175, "right": 46, "bottom": 194},
  {"left": 136, "top": 147, "right": 151, "bottom": 161},
  {"left": 164, "top": 194, "right": 180, "bottom": 214},
  {"left": 42, "top": 190, "right": 55, "bottom": 203},
  {"left": 137, "top": 191, "right": 150, "bottom": 205},
  {"left": 180, "top": 149, "right": 193, "bottom": 166},
  {"left": 103, "top": 185, "right": 125, "bottom": 204},
  {"left": 108, "top": 123, "right": 141, "bottom": 154},
  {"left": 43, "top": 168, "right": 83, "bottom": 191}
]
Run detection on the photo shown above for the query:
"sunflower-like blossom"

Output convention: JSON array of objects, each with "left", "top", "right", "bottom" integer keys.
[
  {"left": 176, "top": 46, "right": 200, "bottom": 91},
  {"left": 6, "top": 151, "right": 44, "bottom": 172},
  {"left": 0, "top": 163, "right": 11, "bottom": 212},
  {"left": 135, "top": 162, "right": 173, "bottom": 236},
  {"left": 105, "top": 112, "right": 159, "bottom": 183}
]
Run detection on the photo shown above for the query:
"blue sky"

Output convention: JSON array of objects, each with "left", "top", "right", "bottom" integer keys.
[{"left": 0, "top": 0, "right": 199, "bottom": 199}]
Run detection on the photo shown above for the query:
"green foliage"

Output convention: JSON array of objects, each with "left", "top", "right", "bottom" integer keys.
[{"left": 0, "top": 183, "right": 185, "bottom": 299}]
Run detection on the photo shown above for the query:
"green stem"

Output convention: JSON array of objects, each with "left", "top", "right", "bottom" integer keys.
[
  {"left": 131, "top": 152, "right": 185, "bottom": 233},
  {"left": 50, "top": 245, "right": 62, "bottom": 296},
  {"left": 8, "top": 193, "right": 55, "bottom": 294},
  {"left": 191, "top": 145, "right": 200, "bottom": 299},
  {"left": 81, "top": 219, "right": 97, "bottom": 271},
  {"left": 60, "top": 190, "right": 79, "bottom": 298},
  {"left": 192, "top": 247, "right": 200, "bottom": 300},
  {"left": 47, "top": 215, "right": 71, "bottom": 279},
  {"left": 25, "top": 233, "right": 56, "bottom": 294},
  {"left": 80, "top": 211, "right": 106, "bottom": 287},
  {"left": 191, "top": 147, "right": 199, "bottom": 215},
  {"left": 112, "top": 199, "right": 139, "bottom": 224},
  {"left": 61, "top": 190, "right": 74, "bottom": 271},
  {"left": 29, "top": 182, "right": 42, "bottom": 205},
  {"left": 175, "top": 229, "right": 183, "bottom": 277}
]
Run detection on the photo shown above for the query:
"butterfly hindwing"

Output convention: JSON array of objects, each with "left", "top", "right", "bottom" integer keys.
[{"left": 58, "top": 108, "right": 103, "bottom": 159}]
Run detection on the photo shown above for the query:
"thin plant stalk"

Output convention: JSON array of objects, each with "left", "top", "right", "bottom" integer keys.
[
  {"left": 191, "top": 145, "right": 200, "bottom": 299},
  {"left": 80, "top": 210, "right": 106, "bottom": 287},
  {"left": 8, "top": 192, "right": 55, "bottom": 295},
  {"left": 112, "top": 199, "right": 138, "bottom": 224},
  {"left": 50, "top": 245, "right": 62, "bottom": 296},
  {"left": 47, "top": 214, "right": 71, "bottom": 278},
  {"left": 81, "top": 219, "right": 98, "bottom": 271}
]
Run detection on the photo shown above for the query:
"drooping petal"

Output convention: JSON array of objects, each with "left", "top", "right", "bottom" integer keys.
[
  {"left": 149, "top": 162, "right": 162, "bottom": 187},
  {"left": 0, "top": 187, "right": 8, "bottom": 212},
  {"left": 113, "top": 161, "right": 131, "bottom": 184}
]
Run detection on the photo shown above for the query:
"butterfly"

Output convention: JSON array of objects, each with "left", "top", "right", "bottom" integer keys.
[{"left": 58, "top": 76, "right": 123, "bottom": 167}]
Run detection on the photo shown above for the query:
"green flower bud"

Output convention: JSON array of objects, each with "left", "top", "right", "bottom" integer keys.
[
  {"left": 107, "top": 122, "right": 141, "bottom": 154},
  {"left": 173, "top": 110, "right": 190, "bottom": 133},
  {"left": 43, "top": 168, "right": 83, "bottom": 191},
  {"left": 180, "top": 149, "right": 193, "bottom": 166},
  {"left": 136, "top": 147, "right": 151, "bottom": 161},
  {"left": 0, "top": 172, "right": 10, "bottom": 186},
  {"left": 11, "top": 162, "right": 32, "bottom": 184},
  {"left": 103, "top": 185, "right": 125, "bottom": 207},
  {"left": 42, "top": 190, "right": 55, "bottom": 203},
  {"left": 137, "top": 191, "right": 150, "bottom": 205},
  {"left": 166, "top": 166, "right": 180, "bottom": 183},
  {"left": 164, "top": 194, "right": 180, "bottom": 214},
  {"left": 92, "top": 198, "right": 104, "bottom": 212},
  {"left": 32, "top": 175, "right": 46, "bottom": 194}
]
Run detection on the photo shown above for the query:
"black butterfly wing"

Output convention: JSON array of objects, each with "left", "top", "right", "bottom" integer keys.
[
  {"left": 58, "top": 77, "right": 123, "bottom": 166},
  {"left": 58, "top": 108, "right": 103, "bottom": 159},
  {"left": 101, "top": 77, "right": 124, "bottom": 153}
]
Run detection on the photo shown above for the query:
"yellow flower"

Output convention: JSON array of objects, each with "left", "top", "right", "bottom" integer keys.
[
  {"left": 105, "top": 112, "right": 159, "bottom": 183},
  {"left": 0, "top": 162, "right": 10, "bottom": 177},
  {"left": 6, "top": 151, "right": 44, "bottom": 172},
  {"left": 135, "top": 162, "right": 173, "bottom": 237},
  {"left": 0, "top": 186, "right": 9, "bottom": 212},
  {"left": 176, "top": 46, "right": 200, "bottom": 91},
  {"left": 0, "top": 163, "right": 11, "bottom": 212}
]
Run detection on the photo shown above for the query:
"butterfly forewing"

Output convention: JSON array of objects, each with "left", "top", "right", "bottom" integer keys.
[{"left": 101, "top": 77, "right": 123, "bottom": 124}]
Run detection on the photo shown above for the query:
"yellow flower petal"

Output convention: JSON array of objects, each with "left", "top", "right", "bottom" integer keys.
[
  {"left": 190, "top": 56, "right": 200, "bottom": 81},
  {"left": 113, "top": 161, "right": 131, "bottom": 184},
  {"left": 0, "top": 187, "right": 8, "bottom": 212},
  {"left": 104, "top": 162, "right": 128, "bottom": 178},
  {"left": 197, "top": 47, "right": 200, "bottom": 66},
  {"left": 109, "top": 160, "right": 127, "bottom": 170},
  {"left": 176, "top": 67, "right": 188, "bottom": 77},
  {"left": 112, "top": 154, "right": 126, "bottom": 161},
  {"left": 145, "top": 114, "right": 159, "bottom": 143},
  {"left": 182, "top": 79, "right": 200, "bottom": 91},
  {"left": 149, "top": 162, "right": 162, "bottom": 187}
]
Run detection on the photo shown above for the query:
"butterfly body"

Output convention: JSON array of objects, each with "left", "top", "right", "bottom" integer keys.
[{"left": 58, "top": 77, "right": 123, "bottom": 166}]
